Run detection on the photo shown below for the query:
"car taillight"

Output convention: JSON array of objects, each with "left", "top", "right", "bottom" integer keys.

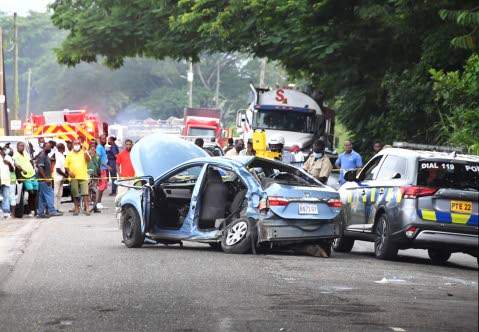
[
  {"left": 267, "top": 196, "right": 289, "bottom": 206},
  {"left": 400, "top": 186, "right": 437, "bottom": 198},
  {"left": 327, "top": 199, "right": 342, "bottom": 208}
]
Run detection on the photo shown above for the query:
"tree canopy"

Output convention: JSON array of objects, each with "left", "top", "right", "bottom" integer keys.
[
  {"left": 49, "top": 0, "right": 478, "bottom": 152},
  {"left": 0, "top": 11, "right": 285, "bottom": 124}
]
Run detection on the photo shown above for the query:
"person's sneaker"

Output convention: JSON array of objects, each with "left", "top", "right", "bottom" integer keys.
[
  {"left": 96, "top": 203, "right": 104, "bottom": 209},
  {"left": 36, "top": 214, "right": 50, "bottom": 219},
  {"left": 83, "top": 210, "right": 91, "bottom": 216},
  {"left": 91, "top": 207, "right": 101, "bottom": 213},
  {"left": 49, "top": 211, "right": 63, "bottom": 217}
]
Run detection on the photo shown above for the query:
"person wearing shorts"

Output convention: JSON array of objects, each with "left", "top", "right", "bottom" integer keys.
[{"left": 65, "top": 139, "right": 91, "bottom": 216}]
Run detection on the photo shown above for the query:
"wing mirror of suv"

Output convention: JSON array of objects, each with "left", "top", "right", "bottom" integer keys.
[{"left": 344, "top": 169, "right": 358, "bottom": 182}]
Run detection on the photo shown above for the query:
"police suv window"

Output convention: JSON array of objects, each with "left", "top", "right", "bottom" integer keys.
[
  {"left": 361, "top": 156, "right": 383, "bottom": 181},
  {"left": 376, "top": 155, "right": 407, "bottom": 180},
  {"left": 417, "top": 160, "right": 479, "bottom": 190}
]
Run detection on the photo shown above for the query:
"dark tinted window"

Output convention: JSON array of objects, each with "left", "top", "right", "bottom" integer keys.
[
  {"left": 417, "top": 160, "right": 479, "bottom": 191},
  {"left": 377, "top": 155, "right": 407, "bottom": 180},
  {"left": 360, "top": 156, "right": 383, "bottom": 181}
]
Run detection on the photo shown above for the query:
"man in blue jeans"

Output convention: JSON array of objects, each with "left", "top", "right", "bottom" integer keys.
[
  {"left": 36, "top": 142, "right": 62, "bottom": 218},
  {"left": 335, "top": 140, "right": 363, "bottom": 185}
]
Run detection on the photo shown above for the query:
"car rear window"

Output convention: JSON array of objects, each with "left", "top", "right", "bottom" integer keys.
[{"left": 417, "top": 160, "right": 479, "bottom": 191}]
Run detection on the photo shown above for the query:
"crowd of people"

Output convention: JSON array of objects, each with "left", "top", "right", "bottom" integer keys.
[
  {"left": 0, "top": 135, "right": 135, "bottom": 219},
  {"left": 196, "top": 135, "right": 382, "bottom": 187}
]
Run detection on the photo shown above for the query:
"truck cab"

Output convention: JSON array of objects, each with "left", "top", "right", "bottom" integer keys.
[{"left": 236, "top": 85, "right": 335, "bottom": 153}]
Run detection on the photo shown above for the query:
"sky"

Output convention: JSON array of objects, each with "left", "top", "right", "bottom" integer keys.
[{"left": 1, "top": 0, "right": 51, "bottom": 15}]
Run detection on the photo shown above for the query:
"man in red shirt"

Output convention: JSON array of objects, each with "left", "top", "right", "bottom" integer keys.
[
  {"left": 116, "top": 139, "right": 135, "bottom": 178},
  {"left": 115, "top": 139, "right": 135, "bottom": 203}
]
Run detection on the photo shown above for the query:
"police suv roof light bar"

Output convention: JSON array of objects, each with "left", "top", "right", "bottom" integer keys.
[{"left": 393, "top": 141, "right": 464, "bottom": 153}]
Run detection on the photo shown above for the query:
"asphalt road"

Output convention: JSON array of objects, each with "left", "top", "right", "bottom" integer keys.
[{"left": 0, "top": 199, "right": 477, "bottom": 331}]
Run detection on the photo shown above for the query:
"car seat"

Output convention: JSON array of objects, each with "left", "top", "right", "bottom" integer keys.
[{"left": 198, "top": 168, "right": 228, "bottom": 229}]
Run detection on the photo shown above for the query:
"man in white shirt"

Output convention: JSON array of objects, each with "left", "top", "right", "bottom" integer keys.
[
  {"left": 0, "top": 147, "right": 15, "bottom": 218},
  {"left": 54, "top": 143, "right": 68, "bottom": 212}
]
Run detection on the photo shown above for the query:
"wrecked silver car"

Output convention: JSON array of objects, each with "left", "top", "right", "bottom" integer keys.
[{"left": 118, "top": 134, "right": 343, "bottom": 254}]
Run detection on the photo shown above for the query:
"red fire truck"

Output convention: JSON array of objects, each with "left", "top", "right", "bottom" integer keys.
[{"left": 24, "top": 109, "right": 108, "bottom": 142}]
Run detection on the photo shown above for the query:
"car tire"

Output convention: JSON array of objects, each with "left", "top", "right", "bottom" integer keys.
[
  {"left": 374, "top": 214, "right": 398, "bottom": 260},
  {"left": 428, "top": 249, "right": 451, "bottom": 265},
  {"left": 221, "top": 218, "right": 252, "bottom": 254},
  {"left": 332, "top": 237, "right": 355, "bottom": 253},
  {"left": 121, "top": 206, "right": 144, "bottom": 248}
]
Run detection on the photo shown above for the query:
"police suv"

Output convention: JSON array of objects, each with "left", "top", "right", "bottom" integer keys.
[{"left": 334, "top": 142, "right": 478, "bottom": 264}]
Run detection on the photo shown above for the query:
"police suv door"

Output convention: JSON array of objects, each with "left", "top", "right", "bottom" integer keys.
[
  {"left": 342, "top": 155, "right": 384, "bottom": 231},
  {"left": 362, "top": 154, "right": 409, "bottom": 232}
]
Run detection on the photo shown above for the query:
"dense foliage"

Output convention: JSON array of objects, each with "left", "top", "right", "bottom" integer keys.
[
  {"left": 0, "top": 12, "right": 285, "bottom": 123},
  {"left": 50, "top": 0, "right": 478, "bottom": 153}
]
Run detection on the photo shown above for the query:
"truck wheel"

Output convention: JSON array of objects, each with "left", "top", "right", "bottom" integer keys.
[
  {"left": 374, "top": 214, "right": 398, "bottom": 260},
  {"left": 121, "top": 206, "right": 144, "bottom": 248},
  {"left": 221, "top": 218, "right": 252, "bottom": 254},
  {"left": 333, "top": 237, "right": 355, "bottom": 253},
  {"left": 428, "top": 249, "right": 451, "bottom": 265}
]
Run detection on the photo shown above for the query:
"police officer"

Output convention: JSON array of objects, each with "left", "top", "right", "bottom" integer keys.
[{"left": 303, "top": 139, "right": 332, "bottom": 184}]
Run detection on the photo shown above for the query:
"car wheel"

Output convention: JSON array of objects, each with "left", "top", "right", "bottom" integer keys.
[
  {"left": 428, "top": 249, "right": 451, "bottom": 265},
  {"left": 374, "top": 214, "right": 398, "bottom": 260},
  {"left": 121, "top": 206, "right": 144, "bottom": 248},
  {"left": 332, "top": 237, "right": 355, "bottom": 253},
  {"left": 221, "top": 218, "right": 252, "bottom": 254}
]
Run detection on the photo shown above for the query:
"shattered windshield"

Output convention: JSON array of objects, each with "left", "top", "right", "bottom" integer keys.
[{"left": 247, "top": 158, "right": 320, "bottom": 187}]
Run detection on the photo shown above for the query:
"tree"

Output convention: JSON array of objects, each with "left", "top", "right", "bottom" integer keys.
[
  {"left": 430, "top": 54, "right": 479, "bottom": 154},
  {"left": 50, "top": 1, "right": 477, "bottom": 152}
]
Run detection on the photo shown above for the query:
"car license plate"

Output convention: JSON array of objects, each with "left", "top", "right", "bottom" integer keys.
[
  {"left": 299, "top": 203, "right": 318, "bottom": 215},
  {"left": 450, "top": 201, "right": 472, "bottom": 214}
]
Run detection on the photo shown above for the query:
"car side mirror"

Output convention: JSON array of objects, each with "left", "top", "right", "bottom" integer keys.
[
  {"left": 392, "top": 172, "right": 401, "bottom": 179},
  {"left": 344, "top": 169, "right": 358, "bottom": 182}
]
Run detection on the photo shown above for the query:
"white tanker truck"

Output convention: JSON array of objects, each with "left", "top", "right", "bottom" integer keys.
[{"left": 236, "top": 85, "right": 336, "bottom": 154}]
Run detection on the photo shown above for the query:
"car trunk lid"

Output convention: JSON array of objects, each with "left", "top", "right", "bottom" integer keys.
[{"left": 264, "top": 182, "right": 341, "bottom": 220}]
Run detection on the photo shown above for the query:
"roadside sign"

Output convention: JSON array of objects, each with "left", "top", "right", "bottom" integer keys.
[{"left": 10, "top": 119, "right": 21, "bottom": 130}]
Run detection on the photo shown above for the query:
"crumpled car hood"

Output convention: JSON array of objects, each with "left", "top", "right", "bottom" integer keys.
[{"left": 130, "top": 133, "right": 209, "bottom": 178}]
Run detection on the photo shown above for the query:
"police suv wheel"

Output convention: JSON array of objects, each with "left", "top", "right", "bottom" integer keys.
[
  {"left": 374, "top": 214, "right": 398, "bottom": 260},
  {"left": 428, "top": 249, "right": 451, "bottom": 265},
  {"left": 121, "top": 206, "right": 144, "bottom": 248},
  {"left": 333, "top": 237, "right": 355, "bottom": 253},
  {"left": 221, "top": 218, "right": 252, "bottom": 254}
]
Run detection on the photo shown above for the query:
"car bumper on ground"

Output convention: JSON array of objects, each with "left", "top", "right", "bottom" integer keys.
[{"left": 257, "top": 218, "right": 342, "bottom": 243}]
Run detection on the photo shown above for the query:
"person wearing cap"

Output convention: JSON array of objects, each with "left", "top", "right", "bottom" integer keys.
[{"left": 303, "top": 140, "right": 333, "bottom": 184}]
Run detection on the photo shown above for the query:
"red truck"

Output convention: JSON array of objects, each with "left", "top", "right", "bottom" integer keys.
[
  {"left": 182, "top": 108, "right": 225, "bottom": 146},
  {"left": 24, "top": 109, "right": 108, "bottom": 142}
]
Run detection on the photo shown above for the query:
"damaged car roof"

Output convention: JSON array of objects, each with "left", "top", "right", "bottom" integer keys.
[{"left": 130, "top": 133, "right": 209, "bottom": 178}]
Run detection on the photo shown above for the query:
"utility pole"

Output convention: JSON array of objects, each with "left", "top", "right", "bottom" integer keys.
[
  {"left": 25, "top": 68, "right": 32, "bottom": 119},
  {"left": 0, "top": 27, "right": 9, "bottom": 135},
  {"left": 214, "top": 60, "right": 220, "bottom": 108},
  {"left": 259, "top": 58, "right": 267, "bottom": 88},
  {"left": 12, "top": 12, "right": 19, "bottom": 121},
  {"left": 187, "top": 60, "right": 193, "bottom": 108}
]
